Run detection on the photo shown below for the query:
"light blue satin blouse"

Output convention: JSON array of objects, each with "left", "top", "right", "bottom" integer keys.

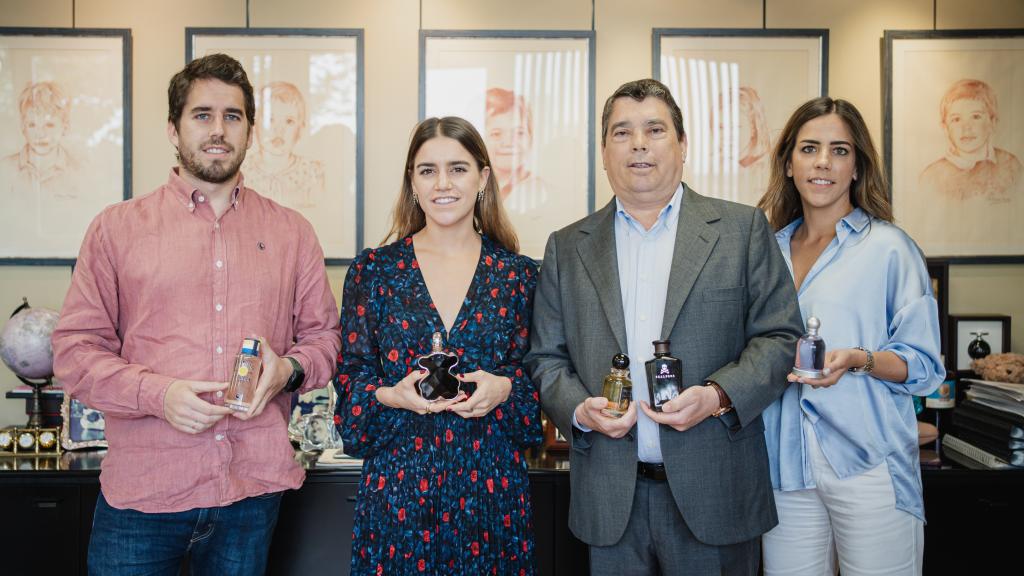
[{"left": 762, "top": 207, "right": 945, "bottom": 521}]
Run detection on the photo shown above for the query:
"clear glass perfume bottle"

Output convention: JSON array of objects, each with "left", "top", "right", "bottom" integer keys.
[
  {"left": 792, "top": 316, "right": 826, "bottom": 379},
  {"left": 226, "top": 338, "right": 262, "bottom": 412},
  {"left": 415, "top": 332, "right": 461, "bottom": 401},
  {"left": 967, "top": 331, "right": 991, "bottom": 360},
  {"left": 601, "top": 353, "right": 632, "bottom": 418},
  {"left": 645, "top": 340, "right": 683, "bottom": 412}
]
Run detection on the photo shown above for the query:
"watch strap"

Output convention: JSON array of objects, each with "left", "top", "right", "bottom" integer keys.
[
  {"left": 706, "top": 381, "right": 733, "bottom": 417},
  {"left": 284, "top": 356, "right": 305, "bottom": 392}
]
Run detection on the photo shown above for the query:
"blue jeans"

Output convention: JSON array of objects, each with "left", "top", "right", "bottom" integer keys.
[{"left": 89, "top": 490, "right": 283, "bottom": 576}]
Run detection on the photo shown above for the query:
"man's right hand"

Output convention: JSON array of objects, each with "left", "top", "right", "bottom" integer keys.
[
  {"left": 574, "top": 396, "right": 637, "bottom": 438},
  {"left": 163, "top": 379, "right": 234, "bottom": 434}
]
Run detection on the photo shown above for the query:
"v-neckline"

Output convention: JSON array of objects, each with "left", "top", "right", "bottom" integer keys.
[{"left": 410, "top": 235, "right": 486, "bottom": 341}]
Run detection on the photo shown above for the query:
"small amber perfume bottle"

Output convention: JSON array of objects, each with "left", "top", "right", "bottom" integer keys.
[
  {"left": 645, "top": 340, "right": 683, "bottom": 412},
  {"left": 415, "top": 332, "right": 461, "bottom": 401},
  {"left": 601, "top": 353, "right": 632, "bottom": 418},
  {"left": 226, "top": 338, "right": 262, "bottom": 412},
  {"left": 792, "top": 316, "right": 826, "bottom": 379}
]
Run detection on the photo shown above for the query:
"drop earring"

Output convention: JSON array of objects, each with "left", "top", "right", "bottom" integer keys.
[
  {"left": 477, "top": 189, "right": 484, "bottom": 203},
  {"left": 411, "top": 192, "right": 419, "bottom": 207}
]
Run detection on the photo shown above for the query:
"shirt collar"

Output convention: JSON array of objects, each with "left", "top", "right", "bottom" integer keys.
[
  {"left": 614, "top": 183, "right": 684, "bottom": 233},
  {"left": 944, "top": 142, "right": 997, "bottom": 171},
  {"left": 776, "top": 206, "right": 870, "bottom": 244},
  {"left": 167, "top": 168, "right": 244, "bottom": 213}
]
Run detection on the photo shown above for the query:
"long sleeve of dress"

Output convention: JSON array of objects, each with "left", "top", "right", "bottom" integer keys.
[{"left": 335, "top": 249, "right": 409, "bottom": 459}]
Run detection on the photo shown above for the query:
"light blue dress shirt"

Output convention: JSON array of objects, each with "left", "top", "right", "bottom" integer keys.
[{"left": 762, "top": 208, "right": 945, "bottom": 521}]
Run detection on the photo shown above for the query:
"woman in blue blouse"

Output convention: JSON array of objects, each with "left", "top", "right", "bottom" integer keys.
[
  {"left": 335, "top": 117, "right": 542, "bottom": 575},
  {"left": 757, "top": 97, "right": 944, "bottom": 575}
]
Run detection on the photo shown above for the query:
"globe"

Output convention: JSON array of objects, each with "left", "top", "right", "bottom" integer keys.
[{"left": 0, "top": 302, "right": 60, "bottom": 380}]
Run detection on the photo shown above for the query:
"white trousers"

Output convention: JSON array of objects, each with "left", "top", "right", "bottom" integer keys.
[{"left": 763, "top": 426, "right": 923, "bottom": 576}]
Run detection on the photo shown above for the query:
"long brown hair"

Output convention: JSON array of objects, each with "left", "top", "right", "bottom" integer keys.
[
  {"left": 757, "top": 97, "right": 893, "bottom": 231},
  {"left": 384, "top": 117, "right": 519, "bottom": 253}
]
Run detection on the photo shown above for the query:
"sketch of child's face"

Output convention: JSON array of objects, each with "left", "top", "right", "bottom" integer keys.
[
  {"left": 21, "top": 109, "right": 66, "bottom": 156},
  {"left": 485, "top": 110, "right": 531, "bottom": 175},
  {"left": 943, "top": 98, "right": 994, "bottom": 155},
  {"left": 259, "top": 100, "right": 302, "bottom": 157}
]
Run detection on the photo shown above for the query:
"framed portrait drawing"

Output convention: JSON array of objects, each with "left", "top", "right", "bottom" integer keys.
[
  {"left": 60, "top": 394, "right": 107, "bottom": 450},
  {"left": 948, "top": 314, "right": 1011, "bottom": 373},
  {"left": 885, "top": 30, "right": 1024, "bottom": 263},
  {"left": 421, "top": 30, "right": 595, "bottom": 259},
  {"left": 0, "top": 28, "right": 132, "bottom": 265},
  {"left": 188, "top": 28, "right": 364, "bottom": 264},
  {"left": 653, "top": 29, "right": 828, "bottom": 207}
]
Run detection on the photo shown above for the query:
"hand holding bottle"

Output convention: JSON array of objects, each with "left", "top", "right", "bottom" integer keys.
[
  {"left": 574, "top": 396, "right": 637, "bottom": 438},
  {"left": 163, "top": 379, "right": 233, "bottom": 434},
  {"left": 639, "top": 386, "right": 719, "bottom": 432},
  {"left": 788, "top": 348, "right": 856, "bottom": 388},
  {"left": 447, "top": 370, "right": 511, "bottom": 419},
  {"left": 376, "top": 369, "right": 467, "bottom": 414},
  {"left": 231, "top": 337, "right": 293, "bottom": 420}
]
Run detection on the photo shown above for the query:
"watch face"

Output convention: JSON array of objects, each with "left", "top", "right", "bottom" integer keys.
[
  {"left": 18, "top": 431, "right": 36, "bottom": 450},
  {"left": 38, "top": 430, "right": 57, "bottom": 449},
  {"left": 0, "top": 430, "right": 12, "bottom": 450}
]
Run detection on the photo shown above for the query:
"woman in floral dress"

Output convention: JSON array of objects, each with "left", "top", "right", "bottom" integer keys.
[{"left": 335, "top": 116, "right": 542, "bottom": 575}]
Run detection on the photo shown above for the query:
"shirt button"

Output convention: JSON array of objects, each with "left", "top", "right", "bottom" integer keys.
[
  {"left": 215, "top": 434, "right": 225, "bottom": 441},
  {"left": 215, "top": 303, "right": 223, "bottom": 312},
  {"left": 640, "top": 315, "right": 648, "bottom": 321},
  {"left": 216, "top": 346, "right": 223, "bottom": 354},
  {"left": 215, "top": 260, "right": 223, "bottom": 269},
  {"left": 216, "top": 391, "right": 223, "bottom": 398},
  {"left": 213, "top": 223, "right": 220, "bottom": 230}
]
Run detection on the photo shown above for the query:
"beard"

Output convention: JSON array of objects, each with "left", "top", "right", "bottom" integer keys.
[{"left": 178, "top": 138, "right": 246, "bottom": 184}]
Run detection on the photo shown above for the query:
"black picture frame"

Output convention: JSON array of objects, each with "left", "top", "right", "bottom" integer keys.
[
  {"left": 927, "top": 258, "right": 950, "bottom": 362},
  {"left": 948, "top": 314, "right": 1012, "bottom": 374},
  {"left": 884, "top": 29, "right": 1024, "bottom": 264},
  {"left": 0, "top": 27, "right": 132, "bottom": 266},
  {"left": 187, "top": 27, "right": 365, "bottom": 265},
  {"left": 419, "top": 29, "right": 596, "bottom": 260}
]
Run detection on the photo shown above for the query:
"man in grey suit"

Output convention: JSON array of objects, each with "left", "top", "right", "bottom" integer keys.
[{"left": 524, "top": 78, "right": 803, "bottom": 574}]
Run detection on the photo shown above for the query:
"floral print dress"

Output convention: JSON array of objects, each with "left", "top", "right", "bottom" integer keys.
[{"left": 335, "top": 235, "right": 543, "bottom": 575}]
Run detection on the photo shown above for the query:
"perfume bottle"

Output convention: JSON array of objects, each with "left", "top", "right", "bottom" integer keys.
[
  {"left": 967, "top": 331, "right": 991, "bottom": 361},
  {"left": 645, "top": 340, "right": 683, "bottom": 412},
  {"left": 226, "top": 338, "right": 262, "bottom": 412},
  {"left": 792, "top": 316, "right": 826, "bottom": 379},
  {"left": 601, "top": 353, "right": 632, "bottom": 418},
  {"left": 415, "top": 332, "right": 461, "bottom": 401}
]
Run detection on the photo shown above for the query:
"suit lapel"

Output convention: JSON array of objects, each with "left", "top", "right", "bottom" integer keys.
[
  {"left": 577, "top": 201, "right": 628, "bottom": 352},
  {"left": 661, "top": 185, "right": 720, "bottom": 338}
]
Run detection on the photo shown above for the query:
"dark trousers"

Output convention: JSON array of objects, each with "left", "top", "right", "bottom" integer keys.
[
  {"left": 88, "top": 490, "right": 283, "bottom": 576},
  {"left": 589, "top": 476, "right": 760, "bottom": 576}
]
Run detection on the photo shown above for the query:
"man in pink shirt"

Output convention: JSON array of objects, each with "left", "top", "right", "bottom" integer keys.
[{"left": 52, "top": 54, "right": 341, "bottom": 575}]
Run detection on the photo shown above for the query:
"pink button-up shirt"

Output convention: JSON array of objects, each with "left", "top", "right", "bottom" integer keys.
[{"left": 53, "top": 169, "right": 341, "bottom": 513}]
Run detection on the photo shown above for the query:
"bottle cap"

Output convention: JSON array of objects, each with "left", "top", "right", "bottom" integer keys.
[
  {"left": 806, "top": 317, "right": 820, "bottom": 335},
  {"left": 611, "top": 353, "right": 630, "bottom": 370},
  {"left": 652, "top": 340, "right": 671, "bottom": 356},
  {"left": 241, "top": 338, "right": 260, "bottom": 356}
]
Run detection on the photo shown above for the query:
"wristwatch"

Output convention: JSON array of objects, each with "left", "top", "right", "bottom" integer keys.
[
  {"left": 283, "top": 356, "right": 306, "bottom": 393},
  {"left": 706, "top": 381, "right": 733, "bottom": 417},
  {"left": 849, "top": 347, "right": 875, "bottom": 374}
]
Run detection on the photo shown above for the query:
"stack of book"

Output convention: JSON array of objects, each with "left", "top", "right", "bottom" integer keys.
[{"left": 943, "top": 379, "right": 1024, "bottom": 469}]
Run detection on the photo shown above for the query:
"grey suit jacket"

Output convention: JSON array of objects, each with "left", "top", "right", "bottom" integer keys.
[{"left": 524, "top": 185, "right": 803, "bottom": 547}]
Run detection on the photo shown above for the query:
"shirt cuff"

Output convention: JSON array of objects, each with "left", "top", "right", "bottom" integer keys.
[
  {"left": 571, "top": 409, "right": 593, "bottom": 433},
  {"left": 138, "top": 373, "right": 177, "bottom": 419}
]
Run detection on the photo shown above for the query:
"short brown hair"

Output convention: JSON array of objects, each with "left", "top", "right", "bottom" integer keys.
[
  {"left": 601, "top": 78, "right": 685, "bottom": 145},
  {"left": 757, "top": 97, "right": 892, "bottom": 230},
  {"left": 384, "top": 117, "right": 519, "bottom": 254},
  {"left": 940, "top": 78, "right": 998, "bottom": 124},
  {"left": 168, "top": 54, "right": 255, "bottom": 129}
]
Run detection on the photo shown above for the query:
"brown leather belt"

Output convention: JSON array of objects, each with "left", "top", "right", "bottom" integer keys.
[{"left": 637, "top": 462, "right": 668, "bottom": 482}]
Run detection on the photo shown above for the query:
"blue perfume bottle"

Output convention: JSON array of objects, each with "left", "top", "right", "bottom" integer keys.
[{"left": 792, "top": 317, "right": 826, "bottom": 379}]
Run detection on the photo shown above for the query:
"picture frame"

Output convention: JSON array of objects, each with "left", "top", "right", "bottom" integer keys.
[
  {"left": 948, "top": 314, "right": 1011, "bottom": 373},
  {"left": 59, "top": 394, "right": 107, "bottom": 450},
  {"left": 927, "top": 258, "right": 950, "bottom": 362},
  {"left": 0, "top": 27, "right": 132, "bottom": 265},
  {"left": 187, "top": 27, "right": 365, "bottom": 264},
  {"left": 421, "top": 30, "right": 595, "bottom": 259},
  {"left": 884, "top": 29, "right": 1024, "bottom": 263},
  {"left": 652, "top": 28, "right": 828, "bottom": 207},
  {"left": 541, "top": 411, "right": 568, "bottom": 453}
]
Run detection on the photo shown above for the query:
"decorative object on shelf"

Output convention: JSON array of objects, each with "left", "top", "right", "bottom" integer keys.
[
  {"left": 541, "top": 412, "right": 568, "bottom": 453},
  {"left": 0, "top": 27, "right": 132, "bottom": 265},
  {"left": 885, "top": 29, "right": 1024, "bottom": 262},
  {"left": 288, "top": 385, "right": 332, "bottom": 444},
  {"left": 0, "top": 297, "right": 60, "bottom": 427},
  {"left": 948, "top": 314, "right": 1011, "bottom": 373},
  {"left": 187, "top": 27, "right": 365, "bottom": 264},
  {"left": 967, "top": 331, "right": 992, "bottom": 361},
  {"left": 0, "top": 425, "right": 61, "bottom": 455},
  {"left": 421, "top": 29, "right": 595, "bottom": 259},
  {"left": 60, "top": 394, "right": 107, "bottom": 450},
  {"left": 927, "top": 259, "right": 949, "bottom": 360},
  {"left": 653, "top": 28, "right": 828, "bottom": 209},
  {"left": 970, "top": 353, "right": 1024, "bottom": 384}
]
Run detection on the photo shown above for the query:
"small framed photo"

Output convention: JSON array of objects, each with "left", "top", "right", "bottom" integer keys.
[
  {"left": 188, "top": 27, "right": 364, "bottom": 264},
  {"left": 0, "top": 27, "right": 132, "bottom": 265},
  {"left": 653, "top": 28, "right": 828, "bottom": 207},
  {"left": 927, "top": 258, "right": 950, "bottom": 361},
  {"left": 541, "top": 411, "right": 568, "bottom": 453},
  {"left": 60, "top": 394, "right": 107, "bottom": 450},
  {"left": 885, "top": 29, "right": 1024, "bottom": 262},
  {"left": 948, "top": 314, "right": 1011, "bottom": 372},
  {"left": 421, "top": 30, "right": 595, "bottom": 259}
]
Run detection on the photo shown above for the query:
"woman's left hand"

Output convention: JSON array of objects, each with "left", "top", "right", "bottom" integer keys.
[
  {"left": 788, "top": 348, "right": 864, "bottom": 388},
  {"left": 447, "top": 370, "right": 512, "bottom": 419}
]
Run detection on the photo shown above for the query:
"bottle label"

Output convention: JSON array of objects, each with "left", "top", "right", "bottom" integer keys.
[{"left": 925, "top": 379, "right": 955, "bottom": 409}]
